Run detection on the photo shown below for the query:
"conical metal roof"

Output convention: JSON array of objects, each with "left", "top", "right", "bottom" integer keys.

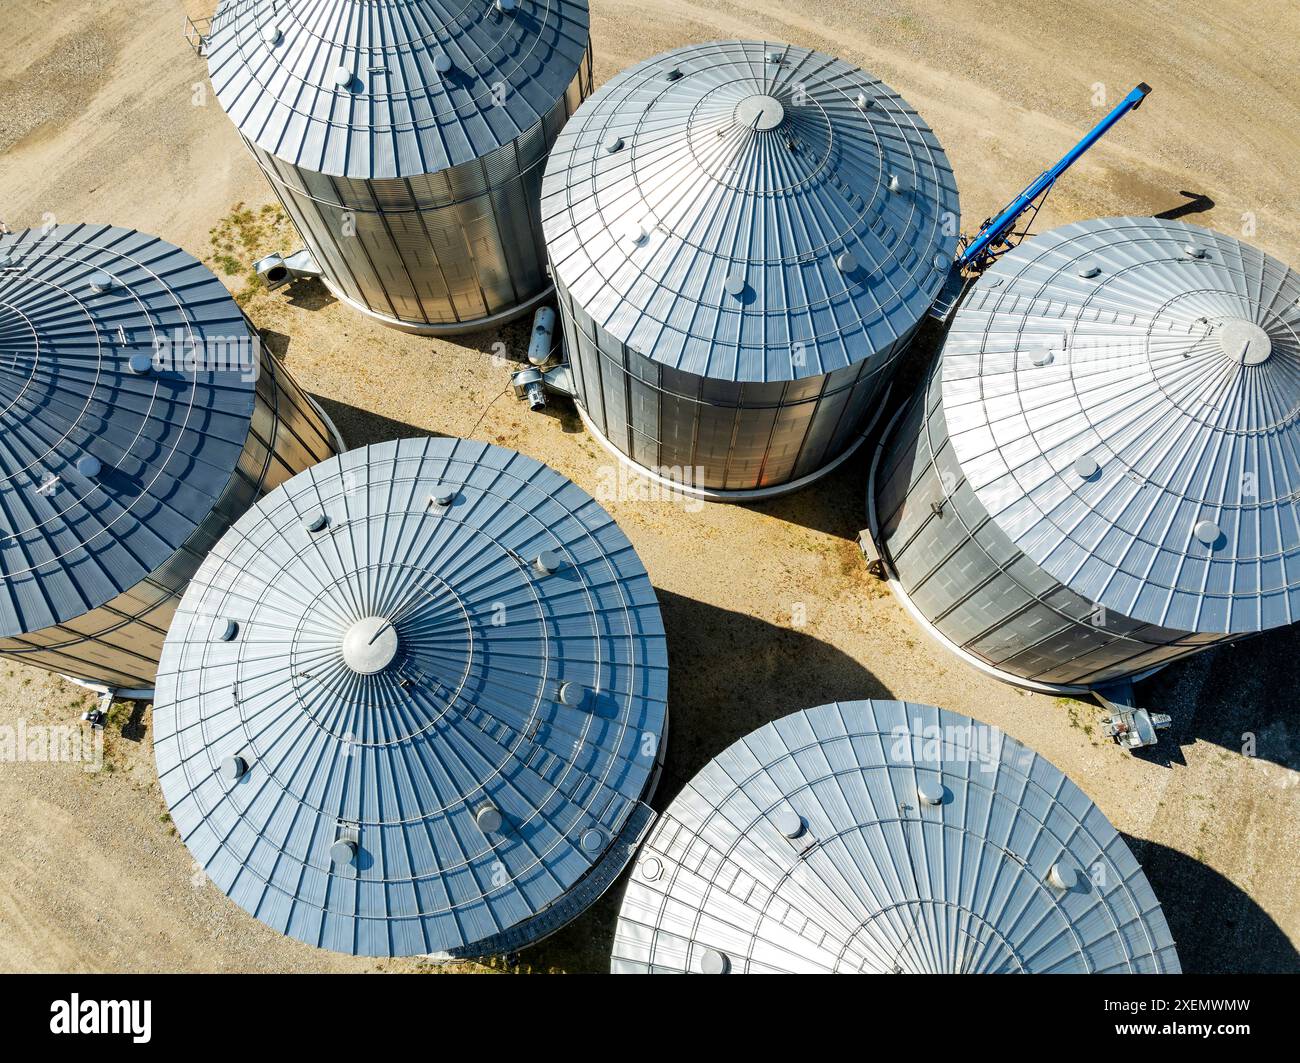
[
  {"left": 942, "top": 217, "right": 1300, "bottom": 635},
  {"left": 0, "top": 223, "right": 258, "bottom": 641},
  {"left": 540, "top": 40, "right": 960, "bottom": 383},
  {"left": 612, "top": 700, "right": 1179, "bottom": 973},
  {"left": 207, "top": 0, "right": 592, "bottom": 180},
  {"left": 154, "top": 437, "right": 669, "bottom": 957}
]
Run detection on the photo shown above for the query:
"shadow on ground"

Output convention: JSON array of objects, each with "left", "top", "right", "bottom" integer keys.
[
  {"left": 282, "top": 277, "right": 336, "bottom": 312},
  {"left": 1154, "top": 190, "right": 1215, "bottom": 221},
  {"left": 520, "top": 589, "right": 890, "bottom": 973},
  {"left": 1122, "top": 833, "right": 1299, "bottom": 973},
  {"left": 1137, "top": 632, "right": 1300, "bottom": 772},
  {"left": 311, "top": 395, "right": 442, "bottom": 449},
  {"left": 653, "top": 589, "right": 891, "bottom": 799},
  {"left": 119, "top": 700, "right": 148, "bottom": 743}
]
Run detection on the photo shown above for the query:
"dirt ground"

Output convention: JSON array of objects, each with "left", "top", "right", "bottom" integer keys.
[{"left": 0, "top": 0, "right": 1297, "bottom": 974}]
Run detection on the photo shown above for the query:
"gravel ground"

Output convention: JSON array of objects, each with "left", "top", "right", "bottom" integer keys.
[{"left": 0, "top": 0, "right": 1296, "bottom": 974}]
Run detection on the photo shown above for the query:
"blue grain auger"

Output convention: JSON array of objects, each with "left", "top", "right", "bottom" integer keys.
[{"left": 957, "top": 82, "right": 1152, "bottom": 272}]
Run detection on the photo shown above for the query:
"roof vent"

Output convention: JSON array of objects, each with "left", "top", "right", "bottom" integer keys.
[
  {"left": 475, "top": 804, "right": 504, "bottom": 834},
  {"left": 1183, "top": 243, "right": 1206, "bottom": 259},
  {"left": 76, "top": 454, "right": 103, "bottom": 478},
  {"left": 330, "top": 838, "right": 358, "bottom": 866},
  {"left": 220, "top": 755, "right": 247, "bottom": 781},
  {"left": 262, "top": 24, "right": 282, "bottom": 46},
  {"left": 434, "top": 52, "right": 453, "bottom": 76},
  {"left": 855, "top": 92, "right": 872, "bottom": 109},
  {"left": 128, "top": 352, "right": 154, "bottom": 375},
  {"left": 580, "top": 828, "right": 605, "bottom": 853},
  {"left": 700, "top": 948, "right": 730, "bottom": 974},
  {"left": 305, "top": 513, "right": 329, "bottom": 533},
  {"left": 430, "top": 488, "right": 455, "bottom": 508},
  {"left": 219, "top": 619, "right": 239, "bottom": 642},
  {"left": 1078, "top": 262, "right": 1101, "bottom": 278},
  {"left": 888, "top": 173, "right": 907, "bottom": 193},
  {"left": 558, "top": 681, "right": 587, "bottom": 707},
  {"left": 836, "top": 251, "right": 858, "bottom": 274},
  {"left": 772, "top": 806, "right": 804, "bottom": 838},
  {"left": 1048, "top": 860, "right": 1078, "bottom": 891},
  {"left": 605, "top": 135, "right": 625, "bottom": 154},
  {"left": 724, "top": 269, "right": 746, "bottom": 298},
  {"left": 620, "top": 219, "right": 648, "bottom": 247},
  {"left": 917, "top": 779, "right": 944, "bottom": 805},
  {"left": 87, "top": 273, "right": 114, "bottom": 295},
  {"left": 533, "top": 549, "right": 562, "bottom": 575},
  {"left": 334, "top": 66, "right": 354, "bottom": 90},
  {"left": 1073, "top": 454, "right": 1099, "bottom": 480},
  {"left": 1193, "top": 519, "right": 1221, "bottom": 547}
]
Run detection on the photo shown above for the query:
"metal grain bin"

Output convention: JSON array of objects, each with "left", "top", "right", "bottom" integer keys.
[
  {"left": 206, "top": 0, "right": 593, "bottom": 334},
  {"left": 154, "top": 437, "right": 668, "bottom": 957},
  {"left": 0, "top": 223, "right": 340, "bottom": 692},
  {"left": 540, "top": 40, "right": 960, "bottom": 498},
  {"left": 612, "top": 699, "right": 1180, "bottom": 973},
  {"left": 869, "top": 218, "right": 1300, "bottom": 691}
]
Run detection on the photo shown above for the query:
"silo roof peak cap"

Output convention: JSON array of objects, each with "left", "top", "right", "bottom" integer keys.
[
  {"left": 939, "top": 217, "right": 1300, "bottom": 635},
  {"left": 341, "top": 616, "right": 400, "bottom": 674},
  {"left": 152, "top": 438, "right": 668, "bottom": 958}
]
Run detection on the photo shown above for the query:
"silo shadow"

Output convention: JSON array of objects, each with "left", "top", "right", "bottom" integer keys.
[
  {"left": 310, "top": 395, "right": 445, "bottom": 450},
  {"left": 1139, "top": 631, "right": 1300, "bottom": 772},
  {"left": 653, "top": 589, "right": 892, "bottom": 800},
  {"left": 518, "top": 590, "right": 890, "bottom": 973},
  {"left": 1122, "top": 833, "right": 1299, "bottom": 973}
]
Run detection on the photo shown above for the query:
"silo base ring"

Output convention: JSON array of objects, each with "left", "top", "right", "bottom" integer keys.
[
  {"left": 863, "top": 404, "right": 1167, "bottom": 698},
  {"left": 320, "top": 279, "right": 554, "bottom": 337},
  {"left": 573, "top": 385, "right": 889, "bottom": 503},
  {"left": 59, "top": 674, "right": 155, "bottom": 701}
]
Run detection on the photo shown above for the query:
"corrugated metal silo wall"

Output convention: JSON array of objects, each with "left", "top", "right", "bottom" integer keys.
[
  {"left": 249, "top": 52, "right": 592, "bottom": 330},
  {"left": 0, "top": 346, "right": 338, "bottom": 688},
  {"left": 874, "top": 358, "right": 1226, "bottom": 687},
  {"left": 557, "top": 289, "right": 910, "bottom": 491}
]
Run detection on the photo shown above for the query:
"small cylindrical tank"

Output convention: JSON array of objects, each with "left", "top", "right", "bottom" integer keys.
[
  {"left": 0, "top": 223, "right": 340, "bottom": 691},
  {"left": 612, "top": 700, "right": 1180, "bottom": 974},
  {"left": 206, "top": 0, "right": 594, "bottom": 334},
  {"left": 154, "top": 437, "right": 669, "bottom": 958},
  {"left": 540, "top": 40, "right": 959, "bottom": 498},
  {"left": 870, "top": 217, "right": 1300, "bottom": 691}
]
